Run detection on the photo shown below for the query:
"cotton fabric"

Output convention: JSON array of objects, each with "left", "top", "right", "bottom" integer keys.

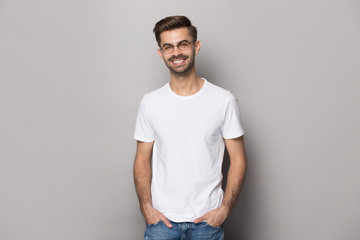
[{"left": 134, "top": 79, "right": 244, "bottom": 222}]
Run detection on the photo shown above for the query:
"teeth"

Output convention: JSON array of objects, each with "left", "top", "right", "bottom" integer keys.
[{"left": 173, "top": 60, "right": 184, "bottom": 64}]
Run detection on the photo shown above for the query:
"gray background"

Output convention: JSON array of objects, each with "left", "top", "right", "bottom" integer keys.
[{"left": 1, "top": 0, "right": 359, "bottom": 239}]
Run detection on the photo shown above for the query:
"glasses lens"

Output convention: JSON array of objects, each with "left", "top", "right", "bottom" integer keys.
[
  {"left": 162, "top": 45, "right": 173, "bottom": 53},
  {"left": 178, "top": 41, "right": 190, "bottom": 50}
]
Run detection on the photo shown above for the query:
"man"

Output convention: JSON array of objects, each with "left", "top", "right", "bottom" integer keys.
[{"left": 133, "top": 15, "right": 246, "bottom": 240}]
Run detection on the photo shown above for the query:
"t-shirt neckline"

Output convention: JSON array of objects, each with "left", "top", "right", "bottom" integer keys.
[{"left": 166, "top": 78, "right": 208, "bottom": 100}]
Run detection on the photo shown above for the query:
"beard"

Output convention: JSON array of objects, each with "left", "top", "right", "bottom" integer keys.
[{"left": 163, "top": 50, "right": 196, "bottom": 75}]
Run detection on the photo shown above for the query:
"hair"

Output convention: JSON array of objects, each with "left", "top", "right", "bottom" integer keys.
[{"left": 153, "top": 15, "right": 197, "bottom": 47}]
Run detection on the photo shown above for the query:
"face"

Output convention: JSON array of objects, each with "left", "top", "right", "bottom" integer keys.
[{"left": 157, "top": 27, "right": 201, "bottom": 75}]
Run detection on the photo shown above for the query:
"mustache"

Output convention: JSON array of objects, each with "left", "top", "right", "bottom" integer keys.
[{"left": 169, "top": 55, "right": 188, "bottom": 61}]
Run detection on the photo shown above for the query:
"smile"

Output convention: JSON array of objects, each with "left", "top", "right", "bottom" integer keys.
[{"left": 170, "top": 58, "right": 187, "bottom": 66}]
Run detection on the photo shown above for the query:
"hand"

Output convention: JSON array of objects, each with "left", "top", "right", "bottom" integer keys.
[
  {"left": 142, "top": 204, "right": 173, "bottom": 228},
  {"left": 193, "top": 206, "right": 230, "bottom": 227}
]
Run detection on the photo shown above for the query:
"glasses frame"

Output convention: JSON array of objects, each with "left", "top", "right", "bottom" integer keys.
[{"left": 160, "top": 40, "right": 196, "bottom": 54}]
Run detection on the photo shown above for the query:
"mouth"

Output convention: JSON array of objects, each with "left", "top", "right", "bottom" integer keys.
[
  {"left": 172, "top": 59, "right": 186, "bottom": 65},
  {"left": 169, "top": 56, "right": 188, "bottom": 66}
]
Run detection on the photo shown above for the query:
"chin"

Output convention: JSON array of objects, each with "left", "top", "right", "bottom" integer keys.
[
  {"left": 169, "top": 63, "right": 194, "bottom": 75},
  {"left": 170, "top": 67, "right": 191, "bottom": 75}
]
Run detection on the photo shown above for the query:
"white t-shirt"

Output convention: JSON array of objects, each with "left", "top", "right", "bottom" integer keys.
[{"left": 133, "top": 79, "right": 244, "bottom": 222}]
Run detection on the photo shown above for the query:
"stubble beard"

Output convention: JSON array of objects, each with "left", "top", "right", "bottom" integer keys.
[{"left": 164, "top": 50, "right": 196, "bottom": 76}]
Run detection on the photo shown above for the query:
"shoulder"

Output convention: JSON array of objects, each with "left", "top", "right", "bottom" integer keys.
[
  {"left": 205, "top": 80, "right": 233, "bottom": 102},
  {"left": 141, "top": 83, "right": 169, "bottom": 104}
]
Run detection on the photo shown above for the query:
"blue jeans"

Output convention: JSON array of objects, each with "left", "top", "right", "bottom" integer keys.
[{"left": 144, "top": 221, "right": 224, "bottom": 240}]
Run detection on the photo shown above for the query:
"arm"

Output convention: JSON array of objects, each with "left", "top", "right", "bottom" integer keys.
[
  {"left": 133, "top": 141, "right": 172, "bottom": 227},
  {"left": 221, "top": 136, "right": 247, "bottom": 214},
  {"left": 194, "top": 136, "right": 247, "bottom": 226}
]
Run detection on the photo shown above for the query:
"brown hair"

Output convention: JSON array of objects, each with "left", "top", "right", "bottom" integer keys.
[{"left": 153, "top": 15, "right": 197, "bottom": 47}]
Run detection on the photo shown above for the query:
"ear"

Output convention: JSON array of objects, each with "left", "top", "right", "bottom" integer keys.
[
  {"left": 195, "top": 40, "right": 201, "bottom": 55},
  {"left": 157, "top": 48, "right": 164, "bottom": 59}
]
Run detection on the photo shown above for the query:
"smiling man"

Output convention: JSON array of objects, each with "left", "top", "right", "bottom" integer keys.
[{"left": 133, "top": 16, "right": 247, "bottom": 240}]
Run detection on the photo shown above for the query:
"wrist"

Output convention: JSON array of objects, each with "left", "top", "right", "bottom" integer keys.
[
  {"left": 219, "top": 204, "right": 231, "bottom": 217},
  {"left": 141, "top": 201, "right": 153, "bottom": 213}
]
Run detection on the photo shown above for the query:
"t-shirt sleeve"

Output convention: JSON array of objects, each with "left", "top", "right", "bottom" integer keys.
[
  {"left": 221, "top": 92, "right": 245, "bottom": 139},
  {"left": 133, "top": 95, "right": 155, "bottom": 142}
]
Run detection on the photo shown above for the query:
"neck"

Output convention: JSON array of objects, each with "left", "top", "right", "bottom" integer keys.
[{"left": 169, "top": 68, "right": 204, "bottom": 96}]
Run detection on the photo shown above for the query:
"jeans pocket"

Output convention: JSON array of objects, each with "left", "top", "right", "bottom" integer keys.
[
  {"left": 146, "top": 220, "right": 162, "bottom": 227},
  {"left": 205, "top": 222, "right": 223, "bottom": 229}
]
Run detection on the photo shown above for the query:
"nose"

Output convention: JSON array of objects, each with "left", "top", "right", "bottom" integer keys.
[{"left": 172, "top": 45, "right": 182, "bottom": 55}]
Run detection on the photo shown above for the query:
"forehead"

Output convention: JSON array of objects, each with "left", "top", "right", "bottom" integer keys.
[{"left": 159, "top": 27, "right": 191, "bottom": 45}]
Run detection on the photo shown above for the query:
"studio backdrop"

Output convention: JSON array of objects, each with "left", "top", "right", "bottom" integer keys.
[{"left": 0, "top": 0, "right": 359, "bottom": 239}]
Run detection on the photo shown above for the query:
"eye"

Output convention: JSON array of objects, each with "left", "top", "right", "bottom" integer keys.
[
  {"left": 162, "top": 45, "right": 173, "bottom": 51},
  {"left": 178, "top": 41, "right": 189, "bottom": 49}
]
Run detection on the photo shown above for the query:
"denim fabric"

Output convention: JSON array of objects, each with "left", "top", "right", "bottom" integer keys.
[{"left": 144, "top": 221, "right": 224, "bottom": 240}]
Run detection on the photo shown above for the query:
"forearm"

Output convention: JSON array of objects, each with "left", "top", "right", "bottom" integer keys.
[
  {"left": 221, "top": 158, "right": 247, "bottom": 214},
  {"left": 133, "top": 156, "right": 153, "bottom": 213}
]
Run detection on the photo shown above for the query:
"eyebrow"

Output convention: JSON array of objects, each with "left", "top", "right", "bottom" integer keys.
[{"left": 162, "top": 39, "right": 189, "bottom": 47}]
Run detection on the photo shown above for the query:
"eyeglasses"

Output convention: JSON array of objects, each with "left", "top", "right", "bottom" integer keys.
[{"left": 160, "top": 40, "right": 196, "bottom": 54}]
